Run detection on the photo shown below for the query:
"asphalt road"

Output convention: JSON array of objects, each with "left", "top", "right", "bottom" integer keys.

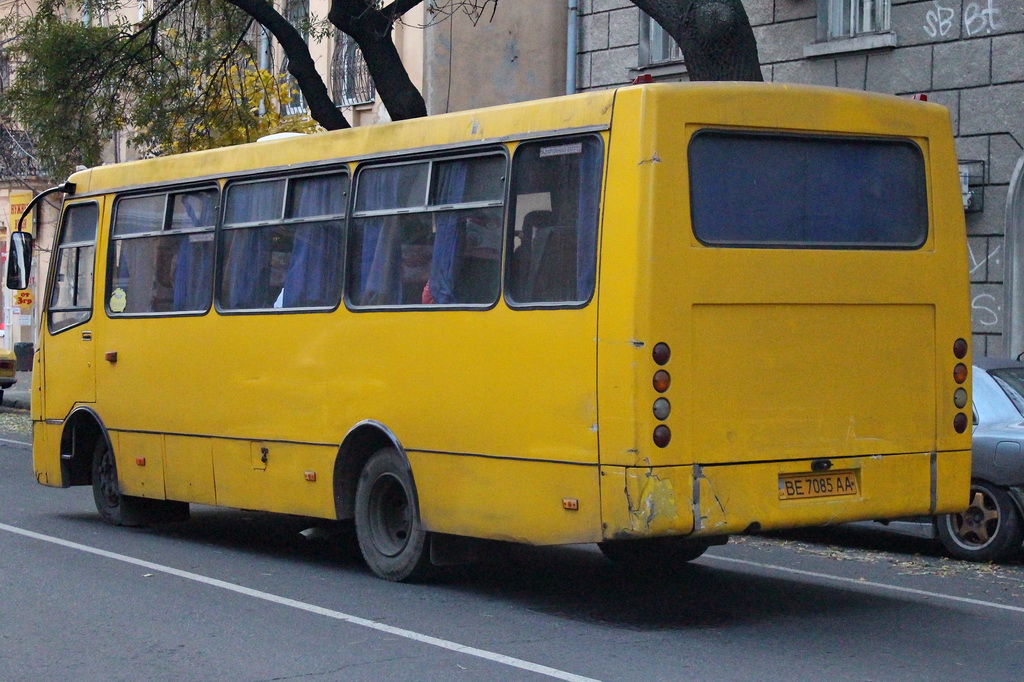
[{"left": 2, "top": 415, "right": 1023, "bottom": 681}]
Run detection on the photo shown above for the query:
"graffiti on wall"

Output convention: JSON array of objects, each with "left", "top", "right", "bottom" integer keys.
[
  {"left": 924, "top": 0, "right": 1004, "bottom": 38},
  {"left": 964, "top": 0, "right": 1005, "bottom": 35},
  {"left": 924, "top": 0, "right": 956, "bottom": 37},
  {"left": 973, "top": 293, "right": 1000, "bottom": 327}
]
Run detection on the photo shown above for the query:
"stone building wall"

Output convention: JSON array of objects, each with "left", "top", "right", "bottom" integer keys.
[{"left": 577, "top": 0, "right": 1024, "bottom": 358}]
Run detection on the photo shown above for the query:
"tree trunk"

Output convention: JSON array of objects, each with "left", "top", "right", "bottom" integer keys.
[
  {"left": 223, "top": 0, "right": 351, "bottom": 129},
  {"left": 632, "top": 0, "right": 763, "bottom": 81},
  {"left": 328, "top": 0, "right": 428, "bottom": 121}
]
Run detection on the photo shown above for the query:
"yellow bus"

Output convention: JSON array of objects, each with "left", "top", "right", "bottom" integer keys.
[{"left": 10, "top": 83, "right": 972, "bottom": 581}]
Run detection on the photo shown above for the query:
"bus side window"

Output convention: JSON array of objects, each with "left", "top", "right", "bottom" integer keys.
[
  {"left": 219, "top": 173, "right": 346, "bottom": 311},
  {"left": 49, "top": 203, "right": 99, "bottom": 333},
  {"left": 109, "top": 189, "right": 217, "bottom": 315},
  {"left": 348, "top": 154, "right": 504, "bottom": 308},
  {"left": 506, "top": 136, "right": 602, "bottom": 306}
]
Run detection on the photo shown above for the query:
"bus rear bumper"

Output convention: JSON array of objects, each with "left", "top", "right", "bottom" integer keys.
[{"left": 600, "top": 449, "right": 971, "bottom": 541}]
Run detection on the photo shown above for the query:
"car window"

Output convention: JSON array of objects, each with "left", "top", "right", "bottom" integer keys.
[{"left": 989, "top": 369, "right": 1024, "bottom": 416}]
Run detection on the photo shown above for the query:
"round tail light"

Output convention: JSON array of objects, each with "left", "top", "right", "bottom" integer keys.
[
  {"left": 653, "top": 370, "right": 671, "bottom": 393},
  {"left": 652, "top": 343, "right": 671, "bottom": 366}
]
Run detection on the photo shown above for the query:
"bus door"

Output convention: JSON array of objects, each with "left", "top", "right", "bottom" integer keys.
[{"left": 42, "top": 200, "right": 102, "bottom": 418}]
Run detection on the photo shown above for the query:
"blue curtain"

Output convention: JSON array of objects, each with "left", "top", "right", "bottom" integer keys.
[
  {"left": 357, "top": 170, "right": 402, "bottom": 304},
  {"left": 171, "top": 192, "right": 216, "bottom": 310},
  {"left": 282, "top": 176, "right": 344, "bottom": 307},
  {"left": 223, "top": 230, "right": 273, "bottom": 308},
  {"left": 575, "top": 144, "right": 601, "bottom": 300},
  {"left": 427, "top": 161, "right": 468, "bottom": 304},
  {"left": 222, "top": 182, "right": 282, "bottom": 308},
  {"left": 172, "top": 236, "right": 213, "bottom": 310}
]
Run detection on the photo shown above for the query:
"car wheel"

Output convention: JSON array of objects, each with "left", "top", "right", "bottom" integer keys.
[
  {"left": 936, "top": 481, "right": 1024, "bottom": 562},
  {"left": 355, "top": 447, "right": 432, "bottom": 582},
  {"left": 598, "top": 536, "right": 714, "bottom": 569}
]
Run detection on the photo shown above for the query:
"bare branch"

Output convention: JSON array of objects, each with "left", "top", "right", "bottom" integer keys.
[{"left": 224, "top": 0, "right": 350, "bottom": 129}]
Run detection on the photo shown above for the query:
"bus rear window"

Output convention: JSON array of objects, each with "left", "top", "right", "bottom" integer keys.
[{"left": 688, "top": 131, "right": 928, "bottom": 249}]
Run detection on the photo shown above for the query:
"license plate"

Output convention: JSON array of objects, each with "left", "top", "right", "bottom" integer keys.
[{"left": 779, "top": 470, "right": 858, "bottom": 500}]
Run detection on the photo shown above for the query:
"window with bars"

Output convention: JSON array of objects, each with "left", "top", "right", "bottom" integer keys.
[{"left": 332, "top": 31, "right": 375, "bottom": 107}]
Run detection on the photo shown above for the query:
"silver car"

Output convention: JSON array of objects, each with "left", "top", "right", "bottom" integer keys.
[{"left": 935, "top": 358, "right": 1024, "bottom": 561}]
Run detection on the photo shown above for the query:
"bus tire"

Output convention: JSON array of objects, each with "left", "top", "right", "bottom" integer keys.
[
  {"left": 91, "top": 439, "right": 189, "bottom": 526},
  {"left": 355, "top": 447, "right": 432, "bottom": 582},
  {"left": 936, "top": 480, "right": 1023, "bottom": 562},
  {"left": 598, "top": 536, "right": 712, "bottom": 568}
]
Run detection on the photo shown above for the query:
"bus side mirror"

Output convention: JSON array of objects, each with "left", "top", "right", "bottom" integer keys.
[{"left": 6, "top": 231, "right": 33, "bottom": 291}]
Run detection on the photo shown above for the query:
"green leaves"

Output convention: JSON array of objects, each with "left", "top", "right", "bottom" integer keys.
[
  {"left": 5, "top": 9, "right": 124, "bottom": 178},
  {"left": 5, "top": 0, "right": 320, "bottom": 179}
]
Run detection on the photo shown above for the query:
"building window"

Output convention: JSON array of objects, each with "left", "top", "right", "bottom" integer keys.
[
  {"left": 332, "top": 31, "right": 375, "bottom": 107},
  {"left": 818, "top": 0, "right": 891, "bottom": 40},
  {"left": 281, "top": 0, "right": 309, "bottom": 115},
  {"left": 639, "top": 14, "right": 683, "bottom": 67}
]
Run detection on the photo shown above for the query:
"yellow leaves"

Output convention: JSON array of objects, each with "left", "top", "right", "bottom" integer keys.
[{"left": 156, "top": 64, "right": 324, "bottom": 153}]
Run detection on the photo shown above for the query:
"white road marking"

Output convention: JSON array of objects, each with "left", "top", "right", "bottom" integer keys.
[
  {"left": 702, "top": 553, "right": 1024, "bottom": 614},
  {"left": 0, "top": 437, "right": 30, "bottom": 448},
  {"left": 0, "top": 523, "right": 600, "bottom": 682}
]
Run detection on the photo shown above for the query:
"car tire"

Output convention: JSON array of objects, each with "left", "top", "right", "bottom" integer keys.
[
  {"left": 598, "top": 536, "right": 714, "bottom": 569},
  {"left": 355, "top": 447, "right": 433, "bottom": 582},
  {"left": 936, "top": 480, "right": 1024, "bottom": 562}
]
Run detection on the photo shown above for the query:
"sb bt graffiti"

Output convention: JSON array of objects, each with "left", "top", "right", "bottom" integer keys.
[{"left": 924, "top": 0, "right": 1004, "bottom": 38}]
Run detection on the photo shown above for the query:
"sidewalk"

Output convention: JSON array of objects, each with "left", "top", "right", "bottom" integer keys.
[{"left": 1, "top": 371, "right": 32, "bottom": 410}]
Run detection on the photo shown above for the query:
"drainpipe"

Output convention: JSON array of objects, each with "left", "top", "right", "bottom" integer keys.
[
  {"left": 259, "top": 27, "right": 271, "bottom": 116},
  {"left": 566, "top": 0, "right": 578, "bottom": 95}
]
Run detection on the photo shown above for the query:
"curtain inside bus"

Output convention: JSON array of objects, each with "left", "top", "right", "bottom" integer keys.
[
  {"left": 281, "top": 175, "right": 346, "bottom": 307},
  {"left": 428, "top": 161, "right": 469, "bottom": 304},
  {"left": 222, "top": 181, "right": 284, "bottom": 308},
  {"left": 171, "top": 191, "right": 216, "bottom": 310},
  {"left": 357, "top": 168, "right": 406, "bottom": 305}
]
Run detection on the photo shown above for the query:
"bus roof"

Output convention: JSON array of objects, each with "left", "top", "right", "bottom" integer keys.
[{"left": 66, "top": 82, "right": 947, "bottom": 196}]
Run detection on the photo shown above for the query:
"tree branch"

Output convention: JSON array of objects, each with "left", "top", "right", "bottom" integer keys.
[
  {"left": 630, "top": 0, "right": 762, "bottom": 81},
  {"left": 328, "top": 0, "right": 426, "bottom": 120},
  {"left": 223, "top": 0, "right": 351, "bottom": 129}
]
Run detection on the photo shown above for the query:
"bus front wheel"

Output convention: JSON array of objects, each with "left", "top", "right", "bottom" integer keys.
[
  {"left": 355, "top": 447, "right": 432, "bottom": 582},
  {"left": 91, "top": 439, "right": 189, "bottom": 526},
  {"left": 92, "top": 438, "right": 142, "bottom": 526}
]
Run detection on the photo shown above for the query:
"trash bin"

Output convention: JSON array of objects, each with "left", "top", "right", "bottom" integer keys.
[{"left": 14, "top": 342, "right": 33, "bottom": 372}]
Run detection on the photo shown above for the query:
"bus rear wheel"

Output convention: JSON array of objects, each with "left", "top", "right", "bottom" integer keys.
[
  {"left": 355, "top": 447, "right": 432, "bottom": 582},
  {"left": 598, "top": 536, "right": 713, "bottom": 569},
  {"left": 936, "top": 481, "right": 1023, "bottom": 562}
]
